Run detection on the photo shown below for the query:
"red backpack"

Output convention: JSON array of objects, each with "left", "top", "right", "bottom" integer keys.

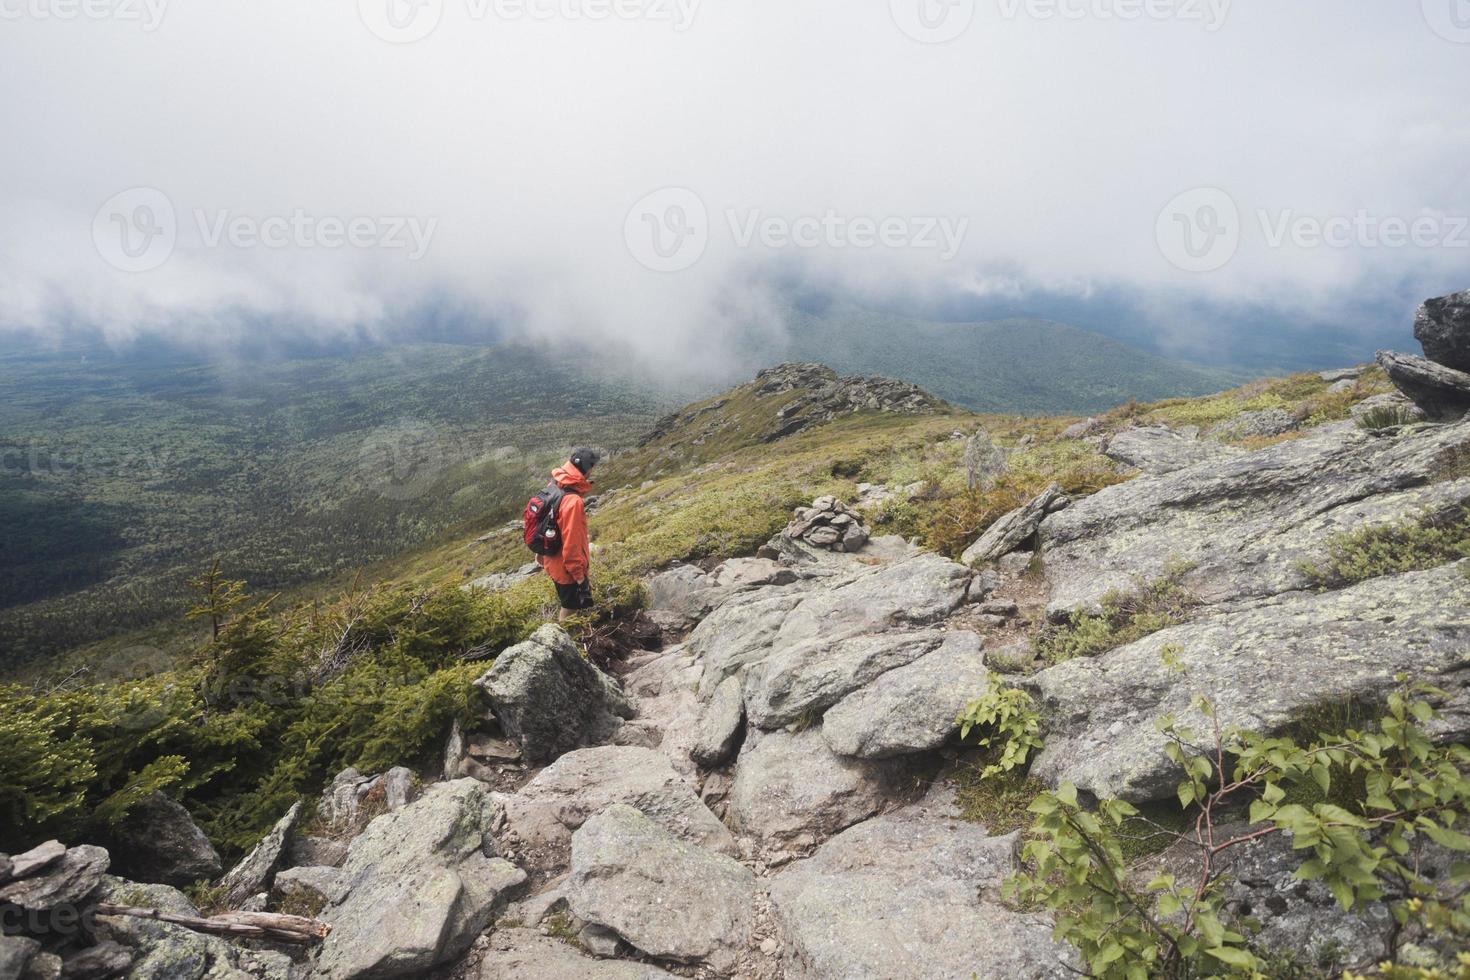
[{"left": 523, "top": 482, "right": 574, "bottom": 556}]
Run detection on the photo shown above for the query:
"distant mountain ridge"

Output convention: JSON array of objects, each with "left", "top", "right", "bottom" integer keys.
[{"left": 766, "top": 308, "right": 1242, "bottom": 414}]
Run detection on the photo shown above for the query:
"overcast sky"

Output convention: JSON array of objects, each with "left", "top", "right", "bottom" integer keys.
[{"left": 1, "top": 0, "right": 1467, "bottom": 371}]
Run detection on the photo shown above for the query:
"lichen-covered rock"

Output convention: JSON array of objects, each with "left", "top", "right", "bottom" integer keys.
[
  {"left": 567, "top": 806, "right": 755, "bottom": 974},
  {"left": 0, "top": 845, "right": 108, "bottom": 911},
  {"left": 287, "top": 836, "right": 348, "bottom": 870},
  {"left": 1041, "top": 417, "right": 1470, "bottom": 618},
  {"left": 108, "top": 793, "right": 221, "bottom": 888},
  {"left": 770, "top": 793, "right": 1074, "bottom": 979},
  {"left": 1378, "top": 349, "right": 1470, "bottom": 419},
  {"left": 491, "top": 746, "right": 736, "bottom": 874},
  {"left": 58, "top": 941, "right": 133, "bottom": 980},
  {"left": 315, "top": 780, "right": 526, "bottom": 979},
  {"left": 1206, "top": 408, "right": 1299, "bottom": 442},
  {"left": 821, "top": 631, "right": 988, "bottom": 759},
  {"left": 1414, "top": 288, "right": 1470, "bottom": 372},
  {"left": 475, "top": 624, "right": 634, "bottom": 766},
  {"left": 1104, "top": 426, "right": 1242, "bottom": 474},
  {"left": 273, "top": 865, "right": 346, "bottom": 906},
  {"left": 692, "top": 552, "right": 971, "bottom": 697},
  {"left": 689, "top": 675, "right": 745, "bottom": 768},
  {"left": 743, "top": 631, "right": 950, "bottom": 731},
  {"left": 0, "top": 936, "right": 40, "bottom": 979},
  {"left": 645, "top": 559, "right": 802, "bottom": 632},
  {"left": 477, "top": 928, "right": 681, "bottom": 979},
  {"left": 94, "top": 877, "right": 294, "bottom": 980},
  {"left": 1025, "top": 561, "right": 1470, "bottom": 802},
  {"left": 219, "top": 802, "right": 301, "bottom": 908},
  {"left": 960, "top": 483, "right": 1061, "bottom": 565},
  {"left": 726, "top": 729, "right": 909, "bottom": 855}
]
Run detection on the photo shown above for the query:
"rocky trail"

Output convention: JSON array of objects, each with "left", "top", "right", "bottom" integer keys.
[{"left": 6, "top": 295, "right": 1470, "bottom": 979}]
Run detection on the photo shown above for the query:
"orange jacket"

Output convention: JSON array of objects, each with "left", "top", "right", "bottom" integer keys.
[{"left": 539, "top": 461, "right": 592, "bottom": 585}]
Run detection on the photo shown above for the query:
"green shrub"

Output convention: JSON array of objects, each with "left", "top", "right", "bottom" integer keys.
[
  {"left": 1300, "top": 508, "right": 1470, "bottom": 588},
  {"left": 0, "top": 568, "right": 555, "bottom": 856},
  {"left": 957, "top": 677, "right": 1045, "bottom": 779},
  {"left": 1035, "top": 563, "right": 1198, "bottom": 664},
  {"left": 1010, "top": 689, "right": 1470, "bottom": 979}
]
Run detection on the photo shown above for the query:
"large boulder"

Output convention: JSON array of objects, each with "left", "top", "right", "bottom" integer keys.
[
  {"left": 691, "top": 552, "right": 971, "bottom": 697},
  {"left": 108, "top": 793, "right": 222, "bottom": 887},
  {"left": 645, "top": 559, "right": 803, "bottom": 633},
  {"left": 689, "top": 675, "right": 745, "bottom": 768},
  {"left": 961, "top": 483, "right": 1062, "bottom": 565},
  {"left": 490, "top": 746, "right": 736, "bottom": 874},
  {"left": 1025, "top": 561, "right": 1470, "bottom": 802},
  {"left": 726, "top": 729, "right": 909, "bottom": 855},
  {"left": 1414, "top": 288, "right": 1470, "bottom": 372},
  {"left": 477, "top": 928, "right": 681, "bottom": 979},
  {"left": 742, "top": 630, "right": 951, "bottom": 731},
  {"left": 821, "top": 631, "right": 988, "bottom": 759},
  {"left": 1104, "top": 426, "right": 1241, "bottom": 474},
  {"left": 1377, "top": 349, "right": 1470, "bottom": 419},
  {"left": 1040, "top": 417, "right": 1470, "bottom": 618},
  {"left": 567, "top": 805, "right": 756, "bottom": 974},
  {"left": 769, "top": 792, "right": 1074, "bottom": 979},
  {"left": 475, "top": 624, "right": 634, "bottom": 766},
  {"left": 315, "top": 780, "right": 526, "bottom": 979},
  {"left": 218, "top": 801, "right": 302, "bottom": 908}
]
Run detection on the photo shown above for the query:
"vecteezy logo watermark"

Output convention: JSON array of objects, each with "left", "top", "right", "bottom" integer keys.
[
  {"left": 624, "top": 188, "right": 970, "bottom": 272},
  {"left": 1, "top": 441, "right": 174, "bottom": 481},
  {"left": 624, "top": 187, "right": 709, "bottom": 273},
  {"left": 1157, "top": 186, "right": 1470, "bottom": 272},
  {"left": 357, "top": 420, "right": 454, "bottom": 500},
  {"left": 93, "top": 187, "right": 177, "bottom": 273},
  {"left": 1422, "top": 0, "right": 1470, "bottom": 43},
  {"left": 93, "top": 646, "right": 184, "bottom": 731},
  {"left": 890, "top": 0, "right": 976, "bottom": 43},
  {"left": 1156, "top": 187, "right": 1241, "bottom": 273},
  {"left": 357, "top": 0, "right": 444, "bottom": 43},
  {"left": 996, "top": 0, "right": 1231, "bottom": 30},
  {"left": 358, "top": 0, "right": 699, "bottom": 43},
  {"left": 1256, "top": 210, "right": 1470, "bottom": 251},
  {"left": 93, "top": 188, "right": 437, "bottom": 272},
  {"left": 0, "top": 0, "right": 168, "bottom": 31}
]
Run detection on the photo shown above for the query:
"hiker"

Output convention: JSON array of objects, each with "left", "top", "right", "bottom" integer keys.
[{"left": 525, "top": 448, "right": 598, "bottom": 622}]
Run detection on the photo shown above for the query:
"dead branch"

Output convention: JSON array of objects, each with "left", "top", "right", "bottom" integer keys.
[{"left": 94, "top": 903, "right": 330, "bottom": 944}]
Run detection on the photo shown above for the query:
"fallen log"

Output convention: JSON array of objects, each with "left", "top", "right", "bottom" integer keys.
[{"left": 94, "top": 903, "right": 330, "bottom": 944}]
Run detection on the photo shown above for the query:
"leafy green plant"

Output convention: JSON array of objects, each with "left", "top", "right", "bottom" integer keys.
[
  {"left": 1035, "top": 563, "right": 1199, "bottom": 664},
  {"left": 957, "top": 677, "right": 1044, "bottom": 779},
  {"left": 1009, "top": 688, "right": 1470, "bottom": 979},
  {"left": 1300, "top": 508, "right": 1470, "bottom": 588}
]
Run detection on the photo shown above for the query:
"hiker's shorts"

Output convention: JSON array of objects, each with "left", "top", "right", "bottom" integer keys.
[{"left": 555, "top": 578, "right": 594, "bottom": 611}]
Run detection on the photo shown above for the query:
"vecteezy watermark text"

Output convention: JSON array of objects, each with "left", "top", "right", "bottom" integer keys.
[
  {"left": 624, "top": 187, "right": 969, "bottom": 273},
  {"left": 1156, "top": 186, "right": 1470, "bottom": 273},
  {"left": 890, "top": 0, "right": 1229, "bottom": 43},
  {"left": 0, "top": 0, "right": 167, "bottom": 30},
  {"left": 92, "top": 188, "right": 437, "bottom": 272},
  {"left": 357, "top": 0, "right": 699, "bottom": 43}
]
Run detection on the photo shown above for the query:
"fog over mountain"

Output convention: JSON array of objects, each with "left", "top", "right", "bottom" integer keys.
[{"left": 2, "top": 1, "right": 1467, "bottom": 375}]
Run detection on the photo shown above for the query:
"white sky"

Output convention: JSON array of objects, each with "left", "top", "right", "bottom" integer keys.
[{"left": 1, "top": 0, "right": 1467, "bottom": 369}]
